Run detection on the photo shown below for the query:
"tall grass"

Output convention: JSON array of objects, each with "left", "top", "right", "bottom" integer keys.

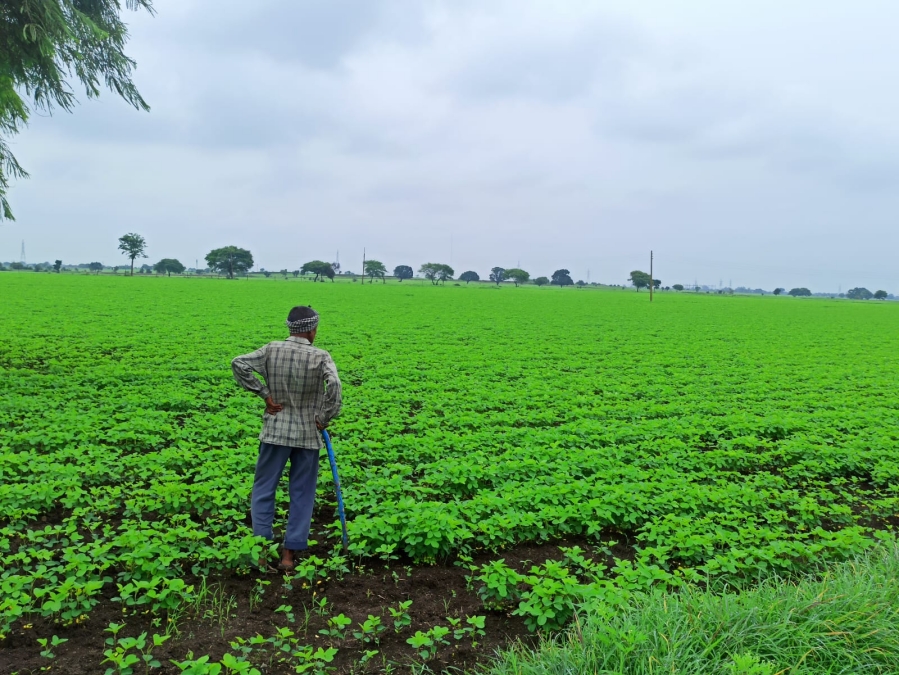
[{"left": 487, "top": 544, "right": 899, "bottom": 675}]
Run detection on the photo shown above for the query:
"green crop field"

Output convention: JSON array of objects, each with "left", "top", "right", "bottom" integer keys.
[{"left": 3, "top": 274, "right": 899, "bottom": 674}]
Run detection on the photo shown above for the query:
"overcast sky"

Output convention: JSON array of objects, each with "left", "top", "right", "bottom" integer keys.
[{"left": 3, "top": 0, "right": 898, "bottom": 291}]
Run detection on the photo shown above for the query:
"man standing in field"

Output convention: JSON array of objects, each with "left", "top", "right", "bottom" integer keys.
[{"left": 231, "top": 305, "right": 342, "bottom": 571}]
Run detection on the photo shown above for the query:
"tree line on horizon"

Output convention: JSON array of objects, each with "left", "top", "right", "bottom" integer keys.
[
  {"left": 4, "top": 233, "right": 892, "bottom": 299},
  {"left": 80, "top": 234, "right": 588, "bottom": 287}
]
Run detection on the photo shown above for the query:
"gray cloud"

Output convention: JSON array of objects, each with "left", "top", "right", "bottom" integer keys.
[{"left": 4, "top": 0, "right": 899, "bottom": 292}]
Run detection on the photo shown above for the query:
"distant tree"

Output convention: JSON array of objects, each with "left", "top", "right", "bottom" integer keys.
[
  {"left": 419, "top": 263, "right": 437, "bottom": 284},
  {"left": 773, "top": 288, "right": 784, "bottom": 296},
  {"left": 534, "top": 276, "right": 549, "bottom": 287},
  {"left": 292, "top": 270, "right": 300, "bottom": 278},
  {"left": 300, "top": 260, "right": 334, "bottom": 282},
  {"left": 419, "top": 262, "right": 451, "bottom": 285},
  {"left": 506, "top": 268, "right": 530, "bottom": 287},
  {"left": 53, "top": 260, "right": 62, "bottom": 273},
  {"left": 437, "top": 264, "right": 454, "bottom": 284},
  {"left": 331, "top": 260, "right": 341, "bottom": 275},
  {"left": 628, "top": 270, "right": 651, "bottom": 290},
  {"left": 846, "top": 287, "right": 873, "bottom": 300},
  {"left": 280, "top": 269, "right": 288, "bottom": 279},
  {"left": 460, "top": 271, "right": 480, "bottom": 284},
  {"left": 206, "top": 246, "right": 254, "bottom": 279},
  {"left": 262, "top": 270, "right": 272, "bottom": 278},
  {"left": 10, "top": 261, "right": 25, "bottom": 270},
  {"left": 874, "top": 290, "right": 888, "bottom": 300},
  {"left": 653, "top": 279, "right": 661, "bottom": 289},
  {"left": 394, "top": 265, "right": 414, "bottom": 282},
  {"left": 788, "top": 288, "right": 812, "bottom": 297},
  {"left": 364, "top": 260, "right": 387, "bottom": 283},
  {"left": 551, "top": 269, "right": 574, "bottom": 287},
  {"left": 33, "top": 264, "right": 43, "bottom": 272},
  {"left": 139, "top": 264, "right": 153, "bottom": 274},
  {"left": 672, "top": 284, "right": 684, "bottom": 291},
  {"left": 118, "top": 233, "right": 147, "bottom": 276},
  {"left": 489, "top": 267, "right": 506, "bottom": 285},
  {"left": 112, "top": 266, "right": 120, "bottom": 274},
  {"left": 576, "top": 280, "right": 586, "bottom": 288},
  {"left": 89, "top": 262, "right": 103, "bottom": 275},
  {"left": 153, "top": 258, "right": 185, "bottom": 277}
]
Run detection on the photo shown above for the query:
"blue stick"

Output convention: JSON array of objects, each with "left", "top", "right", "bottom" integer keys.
[{"left": 322, "top": 429, "right": 349, "bottom": 550}]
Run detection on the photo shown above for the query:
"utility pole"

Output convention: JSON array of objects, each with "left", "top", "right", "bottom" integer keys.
[
  {"left": 20, "top": 240, "right": 26, "bottom": 265},
  {"left": 650, "top": 250, "right": 653, "bottom": 303}
]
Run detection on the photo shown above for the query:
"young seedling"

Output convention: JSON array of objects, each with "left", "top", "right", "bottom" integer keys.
[
  {"left": 37, "top": 635, "right": 68, "bottom": 659},
  {"left": 324, "top": 554, "right": 350, "bottom": 581},
  {"left": 464, "top": 615, "right": 486, "bottom": 647},
  {"left": 171, "top": 653, "right": 224, "bottom": 674},
  {"left": 265, "top": 626, "right": 297, "bottom": 666},
  {"left": 291, "top": 645, "right": 338, "bottom": 675},
  {"left": 139, "top": 634, "right": 171, "bottom": 671},
  {"left": 281, "top": 573, "right": 294, "bottom": 595},
  {"left": 405, "top": 631, "right": 434, "bottom": 661},
  {"left": 102, "top": 625, "right": 163, "bottom": 675},
  {"left": 428, "top": 625, "right": 451, "bottom": 649},
  {"left": 388, "top": 600, "right": 412, "bottom": 633},
  {"left": 447, "top": 616, "right": 462, "bottom": 637},
  {"left": 406, "top": 624, "right": 450, "bottom": 662},
  {"left": 250, "top": 579, "right": 270, "bottom": 611},
  {"left": 229, "top": 635, "right": 255, "bottom": 661},
  {"left": 358, "top": 649, "right": 379, "bottom": 666},
  {"left": 375, "top": 543, "right": 398, "bottom": 568},
  {"left": 102, "top": 622, "right": 138, "bottom": 675},
  {"left": 318, "top": 613, "right": 352, "bottom": 640},
  {"left": 275, "top": 604, "right": 295, "bottom": 624},
  {"left": 312, "top": 595, "right": 329, "bottom": 617},
  {"left": 352, "top": 615, "right": 385, "bottom": 645},
  {"left": 220, "top": 652, "right": 261, "bottom": 674}
]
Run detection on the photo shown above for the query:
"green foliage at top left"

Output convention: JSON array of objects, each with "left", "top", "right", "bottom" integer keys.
[{"left": 0, "top": 0, "right": 155, "bottom": 219}]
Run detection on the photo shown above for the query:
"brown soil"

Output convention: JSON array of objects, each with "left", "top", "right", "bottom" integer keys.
[{"left": 1, "top": 531, "right": 633, "bottom": 675}]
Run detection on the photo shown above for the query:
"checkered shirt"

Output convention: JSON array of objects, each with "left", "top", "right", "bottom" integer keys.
[{"left": 231, "top": 336, "right": 342, "bottom": 449}]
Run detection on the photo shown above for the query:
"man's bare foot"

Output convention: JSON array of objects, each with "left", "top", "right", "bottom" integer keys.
[{"left": 279, "top": 549, "right": 296, "bottom": 570}]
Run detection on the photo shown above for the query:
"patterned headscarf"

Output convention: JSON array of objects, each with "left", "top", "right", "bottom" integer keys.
[{"left": 286, "top": 310, "right": 319, "bottom": 334}]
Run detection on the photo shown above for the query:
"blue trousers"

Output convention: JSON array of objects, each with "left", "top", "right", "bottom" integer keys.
[{"left": 251, "top": 442, "right": 319, "bottom": 551}]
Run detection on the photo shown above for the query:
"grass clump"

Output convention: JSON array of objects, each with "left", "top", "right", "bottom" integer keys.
[{"left": 489, "top": 543, "right": 899, "bottom": 674}]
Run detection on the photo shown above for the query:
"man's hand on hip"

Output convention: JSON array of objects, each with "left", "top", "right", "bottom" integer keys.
[
  {"left": 315, "top": 417, "right": 328, "bottom": 431},
  {"left": 265, "top": 397, "right": 283, "bottom": 415}
]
